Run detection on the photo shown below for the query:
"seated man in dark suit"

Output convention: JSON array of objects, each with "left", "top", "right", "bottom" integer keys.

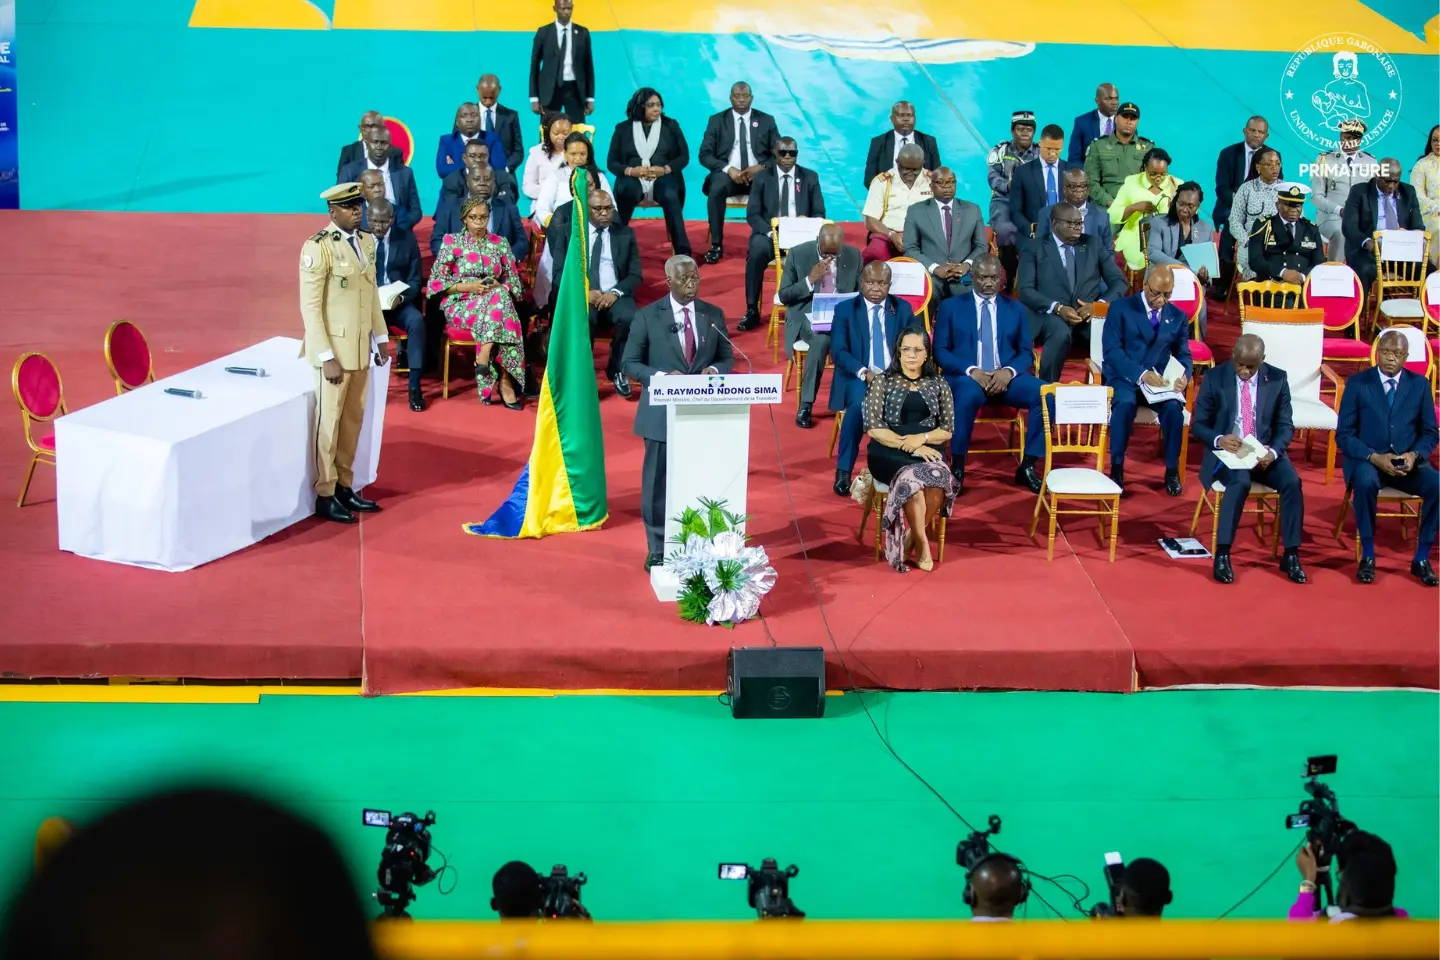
[
  {"left": 740, "top": 137, "right": 825, "bottom": 330},
  {"left": 699, "top": 82, "right": 778, "bottom": 264},
  {"left": 431, "top": 165, "right": 528, "bottom": 260},
  {"left": 1016, "top": 201, "right": 1126, "bottom": 382},
  {"left": 338, "top": 128, "right": 422, "bottom": 230},
  {"left": 902, "top": 166, "right": 987, "bottom": 300},
  {"left": 549, "top": 191, "right": 642, "bottom": 398},
  {"left": 1100, "top": 263, "right": 1192, "bottom": 496},
  {"left": 435, "top": 102, "right": 508, "bottom": 180},
  {"left": 829, "top": 261, "right": 913, "bottom": 496},
  {"left": 1067, "top": 82, "right": 1119, "bottom": 165},
  {"left": 1212, "top": 116, "right": 1271, "bottom": 291},
  {"left": 366, "top": 200, "right": 427, "bottom": 413},
  {"left": 336, "top": 110, "right": 400, "bottom": 181},
  {"left": 438, "top": 139, "right": 518, "bottom": 209},
  {"left": 607, "top": 87, "right": 692, "bottom": 257},
  {"left": 1011, "top": 124, "right": 1078, "bottom": 244},
  {"left": 1034, "top": 168, "right": 1114, "bottom": 253},
  {"left": 1336, "top": 329, "right": 1439, "bottom": 586},
  {"left": 476, "top": 74, "right": 525, "bottom": 172},
  {"left": 1248, "top": 183, "right": 1325, "bottom": 284},
  {"left": 933, "top": 253, "right": 1046, "bottom": 494},
  {"left": 1191, "top": 333, "right": 1306, "bottom": 584},
  {"left": 863, "top": 101, "right": 941, "bottom": 187},
  {"left": 1342, "top": 158, "right": 1426, "bottom": 296},
  {"left": 777, "top": 223, "right": 861, "bottom": 429}
]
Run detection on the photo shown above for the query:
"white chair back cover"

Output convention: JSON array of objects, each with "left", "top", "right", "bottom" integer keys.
[
  {"left": 886, "top": 259, "right": 928, "bottom": 298},
  {"left": 1380, "top": 324, "right": 1428, "bottom": 364},
  {"left": 1089, "top": 313, "right": 1107, "bottom": 367},
  {"left": 776, "top": 216, "right": 826, "bottom": 251},
  {"left": 1243, "top": 316, "right": 1323, "bottom": 406}
]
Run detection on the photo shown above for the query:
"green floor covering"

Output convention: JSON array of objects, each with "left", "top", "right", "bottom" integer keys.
[{"left": 0, "top": 690, "right": 1435, "bottom": 921}]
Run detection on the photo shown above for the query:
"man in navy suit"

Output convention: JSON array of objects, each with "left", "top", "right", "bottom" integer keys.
[
  {"left": 1010, "top": 125, "right": 1077, "bottom": 240},
  {"left": 477, "top": 74, "right": 525, "bottom": 172},
  {"left": 1341, "top": 159, "right": 1426, "bottom": 296},
  {"left": 1101, "top": 264, "right": 1192, "bottom": 495},
  {"left": 339, "top": 128, "right": 422, "bottom": 231},
  {"left": 1212, "top": 116, "right": 1271, "bottom": 291},
  {"left": 336, "top": 110, "right": 401, "bottom": 181},
  {"left": 1336, "top": 329, "right": 1439, "bottom": 586},
  {"left": 1067, "top": 83, "right": 1119, "bottom": 164},
  {"left": 830, "top": 261, "right": 913, "bottom": 496},
  {"left": 862, "top": 102, "right": 941, "bottom": 187},
  {"left": 430, "top": 165, "right": 528, "bottom": 261},
  {"left": 1034, "top": 168, "right": 1114, "bottom": 253},
  {"left": 437, "top": 140, "right": 519, "bottom": 209},
  {"left": 366, "top": 200, "right": 427, "bottom": 413},
  {"left": 933, "top": 254, "right": 1046, "bottom": 494},
  {"left": 1191, "top": 334, "right": 1306, "bottom": 584},
  {"left": 740, "top": 138, "right": 825, "bottom": 329},
  {"left": 435, "top": 103, "right": 508, "bottom": 180}
]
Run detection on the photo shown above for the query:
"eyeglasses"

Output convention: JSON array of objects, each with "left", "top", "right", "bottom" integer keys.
[
  {"left": 1055, "top": 218, "right": 1084, "bottom": 227},
  {"left": 775, "top": 149, "right": 798, "bottom": 157},
  {"left": 899, "top": 346, "right": 927, "bottom": 355}
]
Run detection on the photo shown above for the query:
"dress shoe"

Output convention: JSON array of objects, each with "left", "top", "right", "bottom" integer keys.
[
  {"left": 1279, "top": 552, "right": 1308, "bottom": 584},
  {"left": 1213, "top": 554, "right": 1234, "bottom": 584},
  {"left": 1109, "top": 467, "right": 1126, "bottom": 496},
  {"left": 612, "top": 372, "right": 633, "bottom": 399},
  {"left": 1357, "top": 556, "right": 1376, "bottom": 584},
  {"left": 644, "top": 553, "right": 663, "bottom": 571},
  {"left": 702, "top": 245, "right": 723, "bottom": 265},
  {"left": 737, "top": 308, "right": 762, "bottom": 332},
  {"left": 336, "top": 484, "right": 380, "bottom": 512},
  {"left": 1015, "top": 459, "right": 1042, "bottom": 494},
  {"left": 315, "top": 495, "right": 357, "bottom": 524},
  {"left": 504, "top": 398, "right": 524, "bottom": 411},
  {"left": 1164, "top": 469, "right": 1183, "bottom": 497},
  {"left": 408, "top": 387, "right": 426, "bottom": 412},
  {"left": 953, "top": 470, "right": 964, "bottom": 497},
  {"left": 833, "top": 469, "right": 852, "bottom": 498},
  {"left": 524, "top": 379, "right": 541, "bottom": 399},
  {"left": 1412, "top": 559, "right": 1439, "bottom": 587},
  {"left": 795, "top": 403, "right": 814, "bottom": 428}
]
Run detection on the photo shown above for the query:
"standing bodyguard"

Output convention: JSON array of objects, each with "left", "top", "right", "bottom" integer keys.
[{"left": 299, "top": 183, "right": 390, "bottom": 524}]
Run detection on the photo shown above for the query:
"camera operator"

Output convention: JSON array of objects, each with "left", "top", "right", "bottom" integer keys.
[
  {"left": 1114, "top": 858, "right": 1172, "bottom": 917},
  {"left": 966, "top": 857, "right": 1028, "bottom": 922},
  {"left": 1291, "top": 833, "right": 1408, "bottom": 921},
  {"left": 491, "top": 861, "right": 544, "bottom": 920}
]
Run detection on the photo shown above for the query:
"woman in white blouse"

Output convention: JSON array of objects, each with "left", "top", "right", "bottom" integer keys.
[
  {"left": 532, "top": 133, "right": 615, "bottom": 306},
  {"left": 1228, "top": 147, "right": 1284, "bottom": 280},
  {"left": 522, "top": 112, "right": 573, "bottom": 215}
]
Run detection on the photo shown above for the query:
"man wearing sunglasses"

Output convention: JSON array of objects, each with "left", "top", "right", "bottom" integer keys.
[
  {"left": 738, "top": 137, "right": 826, "bottom": 331},
  {"left": 1342, "top": 158, "right": 1424, "bottom": 296}
]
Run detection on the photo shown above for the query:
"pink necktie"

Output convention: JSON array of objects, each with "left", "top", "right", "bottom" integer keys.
[
  {"left": 820, "top": 267, "right": 835, "bottom": 293},
  {"left": 1240, "top": 379, "right": 1255, "bottom": 437},
  {"left": 682, "top": 306, "right": 696, "bottom": 366}
]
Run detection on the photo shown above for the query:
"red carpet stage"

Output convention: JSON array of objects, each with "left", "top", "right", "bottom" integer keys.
[{"left": 1, "top": 211, "right": 1435, "bottom": 693}]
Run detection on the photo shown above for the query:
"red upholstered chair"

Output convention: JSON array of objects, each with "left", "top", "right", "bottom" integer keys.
[
  {"left": 1422, "top": 271, "right": 1440, "bottom": 337},
  {"left": 12, "top": 352, "right": 67, "bottom": 507},
  {"left": 1303, "top": 263, "right": 1367, "bottom": 367},
  {"left": 1373, "top": 325, "right": 1434, "bottom": 378},
  {"left": 441, "top": 325, "right": 477, "bottom": 399},
  {"left": 1169, "top": 266, "right": 1211, "bottom": 371},
  {"left": 383, "top": 117, "right": 414, "bottom": 166},
  {"left": 103, "top": 319, "right": 155, "bottom": 394}
]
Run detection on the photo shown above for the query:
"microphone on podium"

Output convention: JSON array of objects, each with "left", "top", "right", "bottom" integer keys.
[{"left": 709, "top": 322, "right": 753, "bottom": 374}]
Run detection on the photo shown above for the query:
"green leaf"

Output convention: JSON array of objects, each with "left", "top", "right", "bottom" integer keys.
[
  {"left": 712, "top": 558, "right": 744, "bottom": 593},
  {"left": 676, "top": 575, "right": 713, "bottom": 625}
]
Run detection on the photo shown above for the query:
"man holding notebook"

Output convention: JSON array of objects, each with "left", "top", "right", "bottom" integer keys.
[
  {"left": 1191, "top": 334, "right": 1306, "bottom": 585},
  {"left": 1100, "top": 263, "right": 1192, "bottom": 496}
]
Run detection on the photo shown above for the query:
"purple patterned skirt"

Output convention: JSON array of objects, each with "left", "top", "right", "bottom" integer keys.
[{"left": 881, "top": 461, "right": 959, "bottom": 572}]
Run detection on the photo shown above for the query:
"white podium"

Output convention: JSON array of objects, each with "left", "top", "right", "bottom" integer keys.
[{"left": 647, "top": 373, "right": 783, "bottom": 601}]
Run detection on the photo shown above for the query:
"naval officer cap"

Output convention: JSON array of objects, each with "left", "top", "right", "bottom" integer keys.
[
  {"left": 1275, "top": 182, "right": 1311, "bottom": 205},
  {"left": 1011, "top": 110, "right": 1036, "bottom": 127},
  {"left": 322, "top": 182, "right": 365, "bottom": 207},
  {"left": 1338, "top": 118, "right": 1368, "bottom": 138}
]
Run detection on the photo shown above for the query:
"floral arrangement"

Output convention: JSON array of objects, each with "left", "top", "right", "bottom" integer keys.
[{"left": 667, "top": 498, "right": 778, "bottom": 627}]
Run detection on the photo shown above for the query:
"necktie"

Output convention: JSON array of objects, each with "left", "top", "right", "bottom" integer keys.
[
  {"left": 348, "top": 235, "right": 362, "bottom": 261},
  {"left": 375, "top": 236, "right": 387, "bottom": 285},
  {"left": 1382, "top": 194, "right": 1396, "bottom": 230},
  {"left": 557, "top": 26, "right": 567, "bottom": 68},
  {"left": 682, "top": 306, "right": 696, "bottom": 366},
  {"left": 870, "top": 304, "right": 886, "bottom": 371},
  {"left": 738, "top": 116, "right": 751, "bottom": 170},
  {"left": 589, "top": 228, "right": 604, "bottom": 287},
  {"left": 941, "top": 202, "right": 952, "bottom": 247},
  {"left": 819, "top": 261, "right": 835, "bottom": 293},
  {"left": 781, "top": 174, "right": 792, "bottom": 217},
  {"left": 1287, "top": 221, "right": 1295, "bottom": 242},
  {"left": 484, "top": 108, "right": 493, "bottom": 133},
  {"left": 1385, "top": 378, "right": 1397, "bottom": 409},
  {"left": 1103, "top": 115, "right": 1112, "bottom": 136},
  {"left": 1061, "top": 243, "right": 1076, "bottom": 289},
  {"left": 1149, "top": 308, "right": 1160, "bottom": 329},
  {"left": 1045, "top": 164, "right": 1058, "bottom": 205},
  {"left": 1240, "top": 379, "right": 1255, "bottom": 437},
  {"left": 979, "top": 298, "right": 996, "bottom": 372}
]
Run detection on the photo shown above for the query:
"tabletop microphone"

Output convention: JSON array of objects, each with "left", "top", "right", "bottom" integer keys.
[
  {"left": 164, "top": 387, "right": 204, "bottom": 400},
  {"left": 708, "top": 322, "right": 753, "bottom": 374},
  {"left": 224, "top": 366, "right": 267, "bottom": 377}
]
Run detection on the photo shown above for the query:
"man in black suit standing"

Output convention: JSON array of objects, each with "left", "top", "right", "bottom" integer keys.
[
  {"left": 698, "top": 82, "right": 778, "bottom": 265},
  {"left": 550, "top": 191, "right": 643, "bottom": 398},
  {"left": 477, "top": 74, "right": 524, "bottom": 172},
  {"left": 1212, "top": 116, "right": 1270, "bottom": 293},
  {"left": 1342, "top": 158, "right": 1426, "bottom": 297},
  {"left": 1191, "top": 334, "right": 1307, "bottom": 584},
  {"left": 777, "top": 223, "right": 861, "bottom": 429},
  {"left": 863, "top": 101, "right": 941, "bottom": 188},
  {"left": 1015, "top": 202, "right": 1126, "bottom": 382},
  {"left": 366, "top": 199, "right": 427, "bottom": 413},
  {"left": 739, "top": 137, "right": 825, "bottom": 330},
  {"left": 621, "top": 256, "right": 734, "bottom": 570},
  {"left": 528, "top": 0, "right": 594, "bottom": 120},
  {"left": 336, "top": 111, "right": 401, "bottom": 181}
]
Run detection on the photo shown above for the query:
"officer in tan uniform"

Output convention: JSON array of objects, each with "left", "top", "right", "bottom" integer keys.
[
  {"left": 299, "top": 182, "right": 390, "bottom": 524},
  {"left": 1310, "top": 118, "right": 1377, "bottom": 262}
]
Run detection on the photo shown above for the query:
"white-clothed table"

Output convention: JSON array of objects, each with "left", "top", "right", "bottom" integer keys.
[{"left": 54, "top": 337, "right": 386, "bottom": 571}]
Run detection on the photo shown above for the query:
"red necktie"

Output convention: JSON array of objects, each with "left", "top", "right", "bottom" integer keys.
[
  {"left": 682, "top": 306, "right": 696, "bottom": 366},
  {"left": 1240, "top": 379, "right": 1255, "bottom": 437}
]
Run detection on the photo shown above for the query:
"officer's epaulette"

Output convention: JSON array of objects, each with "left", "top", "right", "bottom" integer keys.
[
  {"left": 1250, "top": 218, "right": 1271, "bottom": 240},
  {"left": 876, "top": 170, "right": 893, "bottom": 181},
  {"left": 310, "top": 230, "right": 328, "bottom": 242}
]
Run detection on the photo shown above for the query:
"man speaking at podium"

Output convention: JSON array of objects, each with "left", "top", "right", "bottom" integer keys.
[{"left": 621, "top": 256, "right": 734, "bottom": 571}]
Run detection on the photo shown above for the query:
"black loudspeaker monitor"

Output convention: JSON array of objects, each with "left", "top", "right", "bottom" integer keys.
[{"left": 726, "top": 646, "right": 826, "bottom": 719}]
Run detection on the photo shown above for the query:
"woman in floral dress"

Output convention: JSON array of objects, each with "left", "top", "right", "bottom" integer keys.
[{"left": 428, "top": 197, "right": 526, "bottom": 408}]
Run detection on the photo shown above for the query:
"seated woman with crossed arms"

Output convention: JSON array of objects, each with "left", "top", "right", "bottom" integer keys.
[{"left": 863, "top": 324, "right": 959, "bottom": 572}]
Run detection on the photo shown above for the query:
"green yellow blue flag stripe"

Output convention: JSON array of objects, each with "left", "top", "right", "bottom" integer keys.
[{"left": 465, "top": 172, "right": 608, "bottom": 538}]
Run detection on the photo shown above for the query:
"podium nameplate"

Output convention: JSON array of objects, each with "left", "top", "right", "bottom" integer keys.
[{"left": 647, "top": 374, "right": 783, "bottom": 406}]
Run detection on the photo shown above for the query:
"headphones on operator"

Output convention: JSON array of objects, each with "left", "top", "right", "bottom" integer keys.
[{"left": 962, "top": 850, "right": 1031, "bottom": 907}]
